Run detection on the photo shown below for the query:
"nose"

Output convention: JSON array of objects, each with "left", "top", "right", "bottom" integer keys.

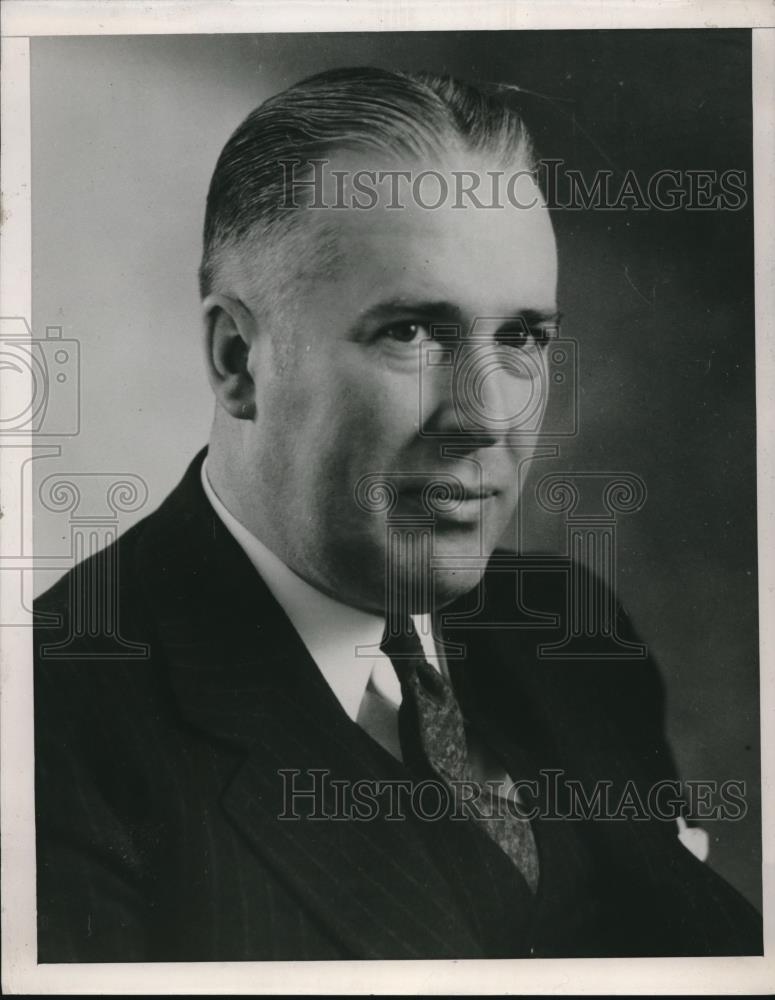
[{"left": 425, "top": 338, "right": 545, "bottom": 444}]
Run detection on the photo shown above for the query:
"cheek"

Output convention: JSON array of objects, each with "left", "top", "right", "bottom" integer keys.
[
  {"left": 265, "top": 347, "right": 423, "bottom": 497},
  {"left": 322, "top": 359, "right": 421, "bottom": 453}
]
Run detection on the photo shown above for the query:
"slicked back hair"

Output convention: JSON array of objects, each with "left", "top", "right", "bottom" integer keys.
[{"left": 198, "top": 66, "right": 537, "bottom": 300}]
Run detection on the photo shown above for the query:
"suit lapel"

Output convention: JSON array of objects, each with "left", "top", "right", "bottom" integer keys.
[
  {"left": 221, "top": 686, "right": 483, "bottom": 959},
  {"left": 135, "top": 452, "right": 483, "bottom": 959}
]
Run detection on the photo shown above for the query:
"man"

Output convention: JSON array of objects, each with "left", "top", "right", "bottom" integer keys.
[{"left": 34, "top": 67, "right": 761, "bottom": 961}]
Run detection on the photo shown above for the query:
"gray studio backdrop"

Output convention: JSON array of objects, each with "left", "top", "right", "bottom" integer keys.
[{"left": 29, "top": 31, "right": 759, "bottom": 908}]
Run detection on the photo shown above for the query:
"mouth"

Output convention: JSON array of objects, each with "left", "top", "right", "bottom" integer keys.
[{"left": 397, "top": 484, "right": 501, "bottom": 523}]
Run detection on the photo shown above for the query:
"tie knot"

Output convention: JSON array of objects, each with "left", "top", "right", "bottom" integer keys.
[
  {"left": 380, "top": 619, "right": 446, "bottom": 698},
  {"left": 380, "top": 618, "right": 425, "bottom": 663}
]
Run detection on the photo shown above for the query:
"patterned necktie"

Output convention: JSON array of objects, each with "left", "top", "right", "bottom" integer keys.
[{"left": 380, "top": 619, "right": 540, "bottom": 894}]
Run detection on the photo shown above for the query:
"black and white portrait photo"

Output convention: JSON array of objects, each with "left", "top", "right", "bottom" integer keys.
[{"left": 1, "top": 3, "right": 773, "bottom": 994}]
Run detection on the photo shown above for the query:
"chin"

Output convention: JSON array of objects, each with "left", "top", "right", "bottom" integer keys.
[
  {"left": 430, "top": 567, "right": 487, "bottom": 611},
  {"left": 384, "top": 563, "right": 486, "bottom": 617},
  {"left": 331, "top": 528, "right": 494, "bottom": 616}
]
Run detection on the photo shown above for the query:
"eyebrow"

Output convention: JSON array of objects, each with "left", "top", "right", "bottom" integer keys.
[
  {"left": 354, "top": 299, "right": 464, "bottom": 328},
  {"left": 354, "top": 299, "right": 562, "bottom": 329},
  {"left": 515, "top": 309, "right": 564, "bottom": 328}
]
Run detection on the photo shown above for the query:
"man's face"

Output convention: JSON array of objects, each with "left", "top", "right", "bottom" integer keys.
[{"left": 238, "top": 153, "right": 558, "bottom": 614}]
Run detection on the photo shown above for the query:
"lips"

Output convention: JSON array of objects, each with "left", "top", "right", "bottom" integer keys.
[
  {"left": 396, "top": 481, "right": 501, "bottom": 522},
  {"left": 397, "top": 480, "right": 502, "bottom": 499},
  {"left": 457, "top": 488, "right": 498, "bottom": 500}
]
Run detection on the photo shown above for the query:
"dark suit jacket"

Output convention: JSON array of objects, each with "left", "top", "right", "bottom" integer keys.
[{"left": 34, "top": 450, "right": 762, "bottom": 962}]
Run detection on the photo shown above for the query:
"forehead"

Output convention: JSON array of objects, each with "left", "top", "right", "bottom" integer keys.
[{"left": 301, "top": 151, "right": 558, "bottom": 316}]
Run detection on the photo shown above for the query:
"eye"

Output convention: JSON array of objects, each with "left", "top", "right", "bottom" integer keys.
[
  {"left": 495, "top": 322, "right": 550, "bottom": 351},
  {"left": 379, "top": 321, "right": 432, "bottom": 344}
]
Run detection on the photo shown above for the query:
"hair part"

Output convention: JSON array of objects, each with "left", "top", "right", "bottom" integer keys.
[{"left": 198, "top": 66, "right": 538, "bottom": 302}]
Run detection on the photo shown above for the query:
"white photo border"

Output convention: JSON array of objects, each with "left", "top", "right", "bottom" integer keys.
[{"left": 1, "top": 1, "right": 773, "bottom": 994}]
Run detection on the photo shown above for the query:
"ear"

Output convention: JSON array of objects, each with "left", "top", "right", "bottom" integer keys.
[{"left": 202, "top": 293, "right": 257, "bottom": 420}]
